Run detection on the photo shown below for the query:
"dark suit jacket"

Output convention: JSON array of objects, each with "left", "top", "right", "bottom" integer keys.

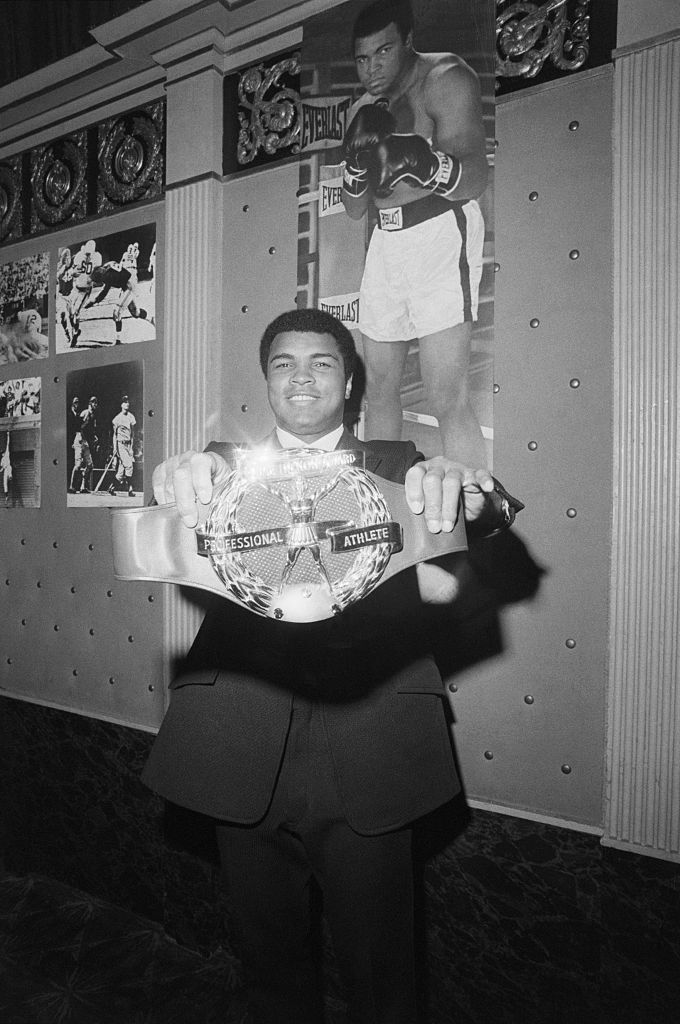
[{"left": 142, "top": 431, "right": 511, "bottom": 835}]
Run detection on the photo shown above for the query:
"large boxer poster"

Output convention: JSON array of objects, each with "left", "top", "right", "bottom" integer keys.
[{"left": 298, "top": 0, "right": 494, "bottom": 465}]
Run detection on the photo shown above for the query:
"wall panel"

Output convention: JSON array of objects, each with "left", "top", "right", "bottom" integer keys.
[
  {"left": 0, "top": 204, "right": 166, "bottom": 729},
  {"left": 219, "top": 161, "right": 301, "bottom": 445},
  {"left": 450, "top": 69, "right": 613, "bottom": 827}
]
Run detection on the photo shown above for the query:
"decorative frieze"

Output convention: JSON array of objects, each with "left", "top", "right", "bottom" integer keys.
[{"left": 1, "top": 100, "right": 165, "bottom": 246}]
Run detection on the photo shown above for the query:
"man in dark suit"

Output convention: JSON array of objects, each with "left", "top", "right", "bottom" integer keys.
[{"left": 147, "top": 308, "right": 520, "bottom": 1024}]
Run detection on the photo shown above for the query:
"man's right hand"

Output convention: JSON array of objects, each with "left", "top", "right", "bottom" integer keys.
[
  {"left": 342, "top": 102, "right": 395, "bottom": 197},
  {"left": 151, "top": 450, "right": 229, "bottom": 528}
]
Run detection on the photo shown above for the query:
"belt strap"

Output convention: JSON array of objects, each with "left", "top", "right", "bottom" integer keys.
[{"left": 111, "top": 472, "right": 467, "bottom": 617}]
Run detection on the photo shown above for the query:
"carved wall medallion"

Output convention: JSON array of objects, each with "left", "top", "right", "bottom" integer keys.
[
  {"left": 0, "top": 156, "right": 22, "bottom": 244},
  {"left": 30, "top": 132, "right": 87, "bottom": 231},
  {"left": 234, "top": 53, "right": 301, "bottom": 167},
  {"left": 1, "top": 101, "right": 166, "bottom": 250},
  {"left": 496, "top": 0, "right": 591, "bottom": 83},
  {"left": 97, "top": 101, "right": 164, "bottom": 213}
]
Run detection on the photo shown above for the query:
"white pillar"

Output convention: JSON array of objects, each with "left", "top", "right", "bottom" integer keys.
[
  {"left": 605, "top": 31, "right": 680, "bottom": 859},
  {"left": 153, "top": 32, "right": 227, "bottom": 682}
]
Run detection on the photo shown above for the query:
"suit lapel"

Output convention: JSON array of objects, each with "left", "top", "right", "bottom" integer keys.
[{"left": 336, "top": 429, "right": 384, "bottom": 475}]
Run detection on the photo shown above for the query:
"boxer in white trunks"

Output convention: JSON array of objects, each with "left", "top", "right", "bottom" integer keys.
[{"left": 342, "top": 0, "right": 489, "bottom": 467}]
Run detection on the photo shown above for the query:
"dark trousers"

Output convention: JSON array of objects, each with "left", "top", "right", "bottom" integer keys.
[{"left": 215, "top": 698, "right": 418, "bottom": 1024}]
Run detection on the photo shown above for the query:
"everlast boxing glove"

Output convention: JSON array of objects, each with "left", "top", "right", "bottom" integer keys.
[
  {"left": 373, "top": 133, "right": 462, "bottom": 199},
  {"left": 342, "top": 101, "right": 396, "bottom": 197}
]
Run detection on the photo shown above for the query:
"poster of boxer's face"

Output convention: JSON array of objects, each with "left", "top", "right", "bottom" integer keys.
[
  {"left": 298, "top": 0, "right": 494, "bottom": 466},
  {"left": 65, "top": 361, "right": 143, "bottom": 507},
  {"left": 0, "top": 375, "right": 41, "bottom": 508},
  {"left": 55, "top": 224, "right": 156, "bottom": 353},
  {"left": 0, "top": 253, "right": 49, "bottom": 366}
]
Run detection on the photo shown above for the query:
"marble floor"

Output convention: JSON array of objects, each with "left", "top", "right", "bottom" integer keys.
[
  {"left": 2, "top": 823, "right": 680, "bottom": 1024},
  {"left": 0, "top": 873, "right": 246, "bottom": 1024}
]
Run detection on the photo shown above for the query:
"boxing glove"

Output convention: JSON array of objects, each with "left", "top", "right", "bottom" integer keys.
[
  {"left": 342, "top": 102, "right": 396, "bottom": 197},
  {"left": 373, "top": 133, "right": 461, "bottom": 199}
]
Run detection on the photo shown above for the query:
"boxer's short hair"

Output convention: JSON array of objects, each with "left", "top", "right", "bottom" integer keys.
[
  {"left": 352, "top": 0, "right": 413, "bottom": 48},
  {"left": 259, "top": 308, "right": 356, "bottom": 382}
]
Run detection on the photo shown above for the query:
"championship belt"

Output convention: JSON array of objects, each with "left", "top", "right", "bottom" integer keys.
[{"left": 111, "top": 448, "right": 467, "bottom": 622}]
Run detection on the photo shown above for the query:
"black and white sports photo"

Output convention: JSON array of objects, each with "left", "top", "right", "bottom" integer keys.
[
  {"left": 0, "top": 375, "right": 41, "bottom": 508},
  {"left": 0, "top": 252, "right": 50, "bottom": 365},
  {"left": 65, "top": 360, "right": 144, "bottom": 507},
  {"left": 55, "top": 224, "right": 156, "bottom": 352}
]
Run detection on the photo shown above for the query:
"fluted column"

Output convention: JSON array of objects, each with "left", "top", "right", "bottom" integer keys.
[
  {"left": 605, "top": 33, "right": 680, "bottom": 858},
  {"left": 153, "top": 32, "right": 227, "bottom": 683}
]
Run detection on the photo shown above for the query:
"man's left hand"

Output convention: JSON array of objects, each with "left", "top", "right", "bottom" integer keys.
[
  {"left": 405, "top": 457, "right": 493, "bottom": 533},
  {"left": 373, "top": 134, "right": 460, "bottom": 199}
]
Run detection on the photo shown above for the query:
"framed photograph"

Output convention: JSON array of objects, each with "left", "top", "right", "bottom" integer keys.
[
  {"left": 0, "top": 253, "right": 50, "bottom": 366},
  {"left": 56, "top": 223, "right": 156, "bottom": 352},
  {"left": 0, "top": 375, "right": 41, "bottom": 508},
  {"left": 65, "top": 361, "right": 144, "bottom": 507}
]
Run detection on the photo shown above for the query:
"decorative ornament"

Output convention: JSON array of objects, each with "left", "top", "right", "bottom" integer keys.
[
  {"left": 496, "top": 0, "right": 591, "bottom": 82},
  {"left": 30, "top": 132, "right": 87, "bottom": 230},
  {"left": 237, "top": 54, "right": 301, "bottom": 165},
  {"left": 98, "top": 101, "right": 164, "bottom": 212},
  {"left": 0, "top": 156, "right": 22, "bottom": 243}
]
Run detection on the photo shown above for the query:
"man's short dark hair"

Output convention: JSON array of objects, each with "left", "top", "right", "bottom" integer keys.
[
  {"left": 352, "top": 0, "right": 414, "bottom": 48},
  {"left": 259, "top": 308, "right": 356, "bottom": 382}
]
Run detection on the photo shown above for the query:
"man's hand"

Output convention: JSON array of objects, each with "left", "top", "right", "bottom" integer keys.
[
  {"left": 405, "top": 457, "right": 493, "bottom": 534},
  {"left": 373, "top": 133, "right": 461, "bottom": 199},
  {"left": 342, "top": 102, "right": 396, "bottom": 197},
  {"left": 151, "top": 450, "right": 229, "bottom": 528}
]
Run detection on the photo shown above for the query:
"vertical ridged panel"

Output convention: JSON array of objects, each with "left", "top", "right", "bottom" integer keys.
[
  {"left": 162, "top": 180, "right": 224, "bottom": 679},
  {"left": 606, "top": 38, "right": 680, "bottom": 856}
]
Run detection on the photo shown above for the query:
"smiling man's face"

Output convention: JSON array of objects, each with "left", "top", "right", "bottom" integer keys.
[{"left": 266, "top": 330, "right": 349, "bottom": 443}]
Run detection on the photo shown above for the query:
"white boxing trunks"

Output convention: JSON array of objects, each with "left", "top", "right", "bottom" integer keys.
[{"left": 359, "top": 196, "right": 484, "bottom": 342}]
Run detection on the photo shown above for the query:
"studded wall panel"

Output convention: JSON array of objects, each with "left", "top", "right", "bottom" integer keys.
[
  {"left": 449, "top": 68, "right": 613, "bottom": 828},
  {"left": 0, "top": 203, "right": 166, "bottom": 729}
]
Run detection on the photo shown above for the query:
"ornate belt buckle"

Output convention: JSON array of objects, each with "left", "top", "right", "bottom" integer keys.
[{"left": 196, "top": 448, "right": 403, "bottom": 622}]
